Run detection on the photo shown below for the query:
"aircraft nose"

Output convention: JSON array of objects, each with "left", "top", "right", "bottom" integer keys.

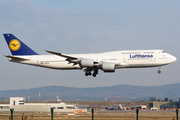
[
  {"left": 171, "top": 55, "right": 177, "bottom": 63},
  {"left": 170, "top": 55, "right": 177, "bottom": 63}
]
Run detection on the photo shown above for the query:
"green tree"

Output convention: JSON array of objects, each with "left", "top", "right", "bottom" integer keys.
[
  {"left": 148, "top": 97, "right": 156, "bottom": 101},
  {"left": 164, "top": 97, "right": 168, "bottom": 101}
]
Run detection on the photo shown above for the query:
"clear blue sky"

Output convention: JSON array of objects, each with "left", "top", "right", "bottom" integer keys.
[{"left": 0, "top": 0, "right": 179, "bottom": 90}]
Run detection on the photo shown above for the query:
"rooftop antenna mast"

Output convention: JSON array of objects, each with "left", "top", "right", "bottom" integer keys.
[
  {"left": 56, "top": 93, "right": 60, "bottom": 101},
  {"left": 28, "top": 95, "right": 31, "bottom": 102},
  {"left": 105, "top": 96, "right": 107, "bottom": 101},
  {"left": 38, "top": 91, "right": 41, "bottom": 101}
]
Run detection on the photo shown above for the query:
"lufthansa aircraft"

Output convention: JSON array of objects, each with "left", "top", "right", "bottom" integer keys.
[{"left": 3, "top": 34, "right": 177, "bottom": 77}]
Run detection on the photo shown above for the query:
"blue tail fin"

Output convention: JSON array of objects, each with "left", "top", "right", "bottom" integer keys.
[{"left": 3, "top": 34, "right": 38, "bottom": 55}]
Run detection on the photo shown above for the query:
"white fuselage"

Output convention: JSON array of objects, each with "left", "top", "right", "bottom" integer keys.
[{"left": 8, "top": 50, "right": 176, "bottom": 70}]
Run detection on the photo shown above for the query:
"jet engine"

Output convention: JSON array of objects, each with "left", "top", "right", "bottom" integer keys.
[
  {"left": 81, "top": 59, "right": 94, "bottom": 67},
  {"left": 102, "top": 63, "right": 115, "bottom": 72}
]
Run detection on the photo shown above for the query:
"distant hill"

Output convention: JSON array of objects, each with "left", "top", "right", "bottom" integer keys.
[{"left": 0, "top": 83, "right": 180, "bottom": 101}]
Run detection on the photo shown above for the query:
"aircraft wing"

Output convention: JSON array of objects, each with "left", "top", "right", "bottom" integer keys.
[
  {"left": 46, "top": 50, "right": 99, "bottom": 66},
  {"left": 46, "top": 50, "right": 83, "bottom": 66},
  {"left": 4, "top": 55, "right": 29, "bottom": 61},
  {"left": 46, "top": 50, "right": 77, "bottom": 60}
]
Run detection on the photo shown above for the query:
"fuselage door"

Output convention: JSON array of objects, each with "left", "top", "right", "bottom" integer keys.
[
  {"left": 154, "top": 51, "right": 158, "bottom": 62},
  {"left": 36, "top": 59, "right": 41, "bottom": 65}
]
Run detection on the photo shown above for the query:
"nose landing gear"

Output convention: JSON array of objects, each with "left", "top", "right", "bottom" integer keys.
[{"left": 157, "top": 67, "right": 161, "bottom": 74}]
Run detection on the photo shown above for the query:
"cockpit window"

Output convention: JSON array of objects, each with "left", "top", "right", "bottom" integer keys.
[{"left": 162, "top": 51, "right": 166, "bottom": 53}]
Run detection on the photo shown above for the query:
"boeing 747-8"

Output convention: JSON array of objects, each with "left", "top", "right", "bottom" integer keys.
[{"left": 3, "top": 34, "right": 177, "bottom": 77}]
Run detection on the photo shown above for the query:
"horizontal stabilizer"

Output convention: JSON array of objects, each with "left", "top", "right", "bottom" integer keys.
[{"left": 4, "top": 55, "right": 29, "bottom": 61}]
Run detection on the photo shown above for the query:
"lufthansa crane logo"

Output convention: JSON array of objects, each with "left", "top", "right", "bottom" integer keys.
[{"left": 9, "top": 39, "right": 21, "bottom": 51}]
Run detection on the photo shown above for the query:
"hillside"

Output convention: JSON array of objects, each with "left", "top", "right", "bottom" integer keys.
[{"left": 0, "top": 83, "right": 180, "bottom": 101}]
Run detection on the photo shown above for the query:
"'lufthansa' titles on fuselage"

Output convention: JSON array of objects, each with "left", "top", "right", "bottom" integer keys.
[{"left": 130, "top": 54, "right": 153, "bottom": 58}]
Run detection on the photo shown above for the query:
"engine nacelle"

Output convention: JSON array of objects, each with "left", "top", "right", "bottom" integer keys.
[
  {"left": 102, "top": 63, "right": 115, "bottom": 72},
  {"left": 81, "top": 59, "right": 94, "bottom": 67}
]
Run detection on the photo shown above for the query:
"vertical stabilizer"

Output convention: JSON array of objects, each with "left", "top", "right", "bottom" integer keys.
[{"left": 3, "top": 34, "right": 38, "bottom": 55}]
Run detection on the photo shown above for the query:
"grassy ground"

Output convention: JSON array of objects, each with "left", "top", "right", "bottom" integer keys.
[{"left": 0, "top": 112, "right": 178, "bottom": 120}]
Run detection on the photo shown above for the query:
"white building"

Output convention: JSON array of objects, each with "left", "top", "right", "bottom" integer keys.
[
  {"left": 10, "top": 97, "right": 25, "bottom": 106},
  {"left": 0, "top": 97, "right": 87, "bottom": 113}
]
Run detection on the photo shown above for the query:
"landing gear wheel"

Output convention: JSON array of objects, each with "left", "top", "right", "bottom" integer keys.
[
  {"left": 84, "top": 68, "right": 98, "bottom": 77},
  {"left": 92, "top": 73, "right": 96, "bottom": 77},
  {"left": 157, "top": 66, "right": 161, "bottom": 74},
  {"left": 92, "top": 69, "right": 98, "bottom": 77},
  {"left": 158, "top": 70, "right": 161, "bottom": 74},
  {"left": 88, "top": 72, "right": 91, "bottom": 76},
  {"left": 85, "top": 71, "right": 92, "bottom": 76},
  {"left": 95, "top": 70, "right": 98, "bottom": 75},
  {"left": 85, "top": 72, "right": 88, "bottom": 76}
]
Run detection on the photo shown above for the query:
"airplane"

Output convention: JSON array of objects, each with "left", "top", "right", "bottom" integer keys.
[
  {"left": 104, "top": 104, "right": 131, "bottom": 110},
  {"left": 3, "top": 34, "right": 177, "bottom": 77},
  {"left": 106, "top": 103, "right": 124, "bottom": 110},
  {"left": 106, "top": 104, "right": 147, "bottom": 110}
]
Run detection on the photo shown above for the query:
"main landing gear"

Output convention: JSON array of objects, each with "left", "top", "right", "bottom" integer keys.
[
  {"left": 85, "top": 71, "right": 91, "bottom": 76},
  {"left": 85, "top": 69, "right": 98, "bottom": 77},
  {"left": 92, "top": 69, "right": 98, "bottom": 77},
  {"left": 157, "top": 66, "right": 161, "bottom": 74}
]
